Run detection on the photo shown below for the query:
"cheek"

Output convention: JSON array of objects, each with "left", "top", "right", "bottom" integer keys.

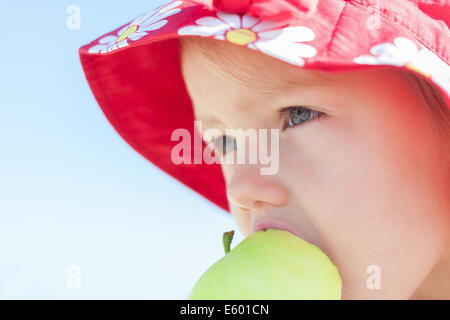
[{"left": 280, "top": 91, "right": 449, "bottom": 298}]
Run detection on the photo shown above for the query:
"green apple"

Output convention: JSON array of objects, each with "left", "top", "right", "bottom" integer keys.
[{"left": 189, "top": 229, "right": 341, "bottom": 299}]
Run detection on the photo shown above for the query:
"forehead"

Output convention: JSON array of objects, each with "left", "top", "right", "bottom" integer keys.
[{"left": 180, "top": 37, "right": 334, "bottom": 95}]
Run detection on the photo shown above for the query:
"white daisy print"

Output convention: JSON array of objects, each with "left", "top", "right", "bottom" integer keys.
[
  {"left": 354, "top": 37, "right": 450, "bottom": 95},
  {"left": 178, "top": 12, "right": 317, "bottom": 66},
  {"left": 89, "top": 1, "right": 183, "bottom": 54}
]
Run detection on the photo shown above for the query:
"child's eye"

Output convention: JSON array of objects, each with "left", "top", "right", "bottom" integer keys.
[
  {"left": 281, "top": 106, "right": 326, "bottom": 130},
  {"left": 207, "top": 106, "right": 325, "bottom": 155},
  {"left": 207, "top": 134, "right": 237, "bottom": 156}
]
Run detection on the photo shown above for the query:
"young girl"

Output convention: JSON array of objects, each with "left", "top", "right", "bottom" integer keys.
[{"left": 80, "top": 0, "right": 450, "bottom": 299}]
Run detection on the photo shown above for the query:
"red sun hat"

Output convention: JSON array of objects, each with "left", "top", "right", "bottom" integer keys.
[{"left": 79, "top": 0, "right": 450, "bottom": 214}]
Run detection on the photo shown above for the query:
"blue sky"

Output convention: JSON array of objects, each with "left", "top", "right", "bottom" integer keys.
[{"left": 0, "top": 1, "right": 243, "bottom": 299}]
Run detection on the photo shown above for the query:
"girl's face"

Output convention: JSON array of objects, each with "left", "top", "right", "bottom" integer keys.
[{"left": 181, "top": 39, "right": 450, "bottom": 299}]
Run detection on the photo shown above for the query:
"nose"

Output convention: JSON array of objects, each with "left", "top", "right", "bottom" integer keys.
[{"left": 226, "top": 163, "right": 290, "bottom": 211}]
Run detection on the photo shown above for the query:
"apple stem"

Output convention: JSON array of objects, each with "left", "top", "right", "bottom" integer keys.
[{"left": 223, "top": 230, "right": 235, "bottom": 254}]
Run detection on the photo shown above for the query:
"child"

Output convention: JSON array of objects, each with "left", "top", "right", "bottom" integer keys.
[{"left": 80, "top": 0, "right": 450, "bottom": 299}]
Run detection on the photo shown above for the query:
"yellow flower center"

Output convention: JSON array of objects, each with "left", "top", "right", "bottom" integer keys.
[
  {"left": 225, "top": 28, "right": 257, "bottom": 46},
  {"left": 117, "top": 25, "right": 138, "bottom": 43}
]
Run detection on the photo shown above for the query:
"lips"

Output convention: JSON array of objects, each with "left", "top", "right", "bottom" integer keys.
[{"left": 252, "top": 219, "right": 303, "bottom": 239}]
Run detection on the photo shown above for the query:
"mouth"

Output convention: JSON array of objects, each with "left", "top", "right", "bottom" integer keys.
[{"left": 251, "top": 219, "right": 303, "bottom": 239}]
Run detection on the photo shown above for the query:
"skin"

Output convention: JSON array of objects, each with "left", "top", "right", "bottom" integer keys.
[{"left": 180, "top": 39, "right": 450, "bottom": 299}]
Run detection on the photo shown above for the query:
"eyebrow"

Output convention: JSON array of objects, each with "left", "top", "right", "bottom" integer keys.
[
  {"left": 218, "top": 63, "right": 335, "bottom": 95},
  {"left": 279, "top": 72, "right": 335, "bottom": 94},
  {"left": 195, "top": 116, "right": 222, "bottom": 130}
]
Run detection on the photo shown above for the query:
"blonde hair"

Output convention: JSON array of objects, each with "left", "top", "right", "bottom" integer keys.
[
  {"left": 180, "top": 36, "right": 335, "bottom": 94},
  {"left": 180, "top": 36, "right": 450, "bottom": 177},
  {"left": 401, "top": 70, "right": 450, "bottom": 156}
]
